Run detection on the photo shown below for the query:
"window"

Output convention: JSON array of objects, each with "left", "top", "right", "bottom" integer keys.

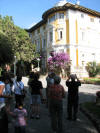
[
  {"left": 42, "top": 39, "right": 46, "bottom": 49},
  {"left": 37, "top": 39, "right": 40, "bottom": 51},
  {"left": 59, "top": 49, "right": 64, "bottom": 53},
  {"left": 90, "top": 17, "right": 94, "bottom": 22},
  {"left": 29, "top": 33, "right": 32, "bottom": 39},
  {"left": 81, "top": 13, "right": 84, "bottom": 18},
  {"left": 49, "top": 32, "right": 53, "bottom": 42},
  {"left": 59, "top": 31, "right": 63, "bottom": 40},
  {"left": 32, "top": 38, "right": 34, "bottom": 44},
  {"left": 82, "top": 32, "right": 85, "bottom": 41},
  {"left": 43, "top": 26, "right": 46, "bottom": 30},
  {"left": 37, "top": 29, "right": 40, "bottom": 33},
  {"left": 35, "top": 40, "right": 37, "bottom": 45},
  {"left": 58, "top": 29, "right": 63, "bottom": 40},
  {"left": 66, "top": 12, "right": 69, "bottom": 19},
  {"left": 59, "top": 13, "right": 64, "bottom": 19},
  {"left": 49, "top": 15, "right": 55, "bottom": 23},
  {"left": 60, "top": 31, "right": 63, "bottom": 39}
]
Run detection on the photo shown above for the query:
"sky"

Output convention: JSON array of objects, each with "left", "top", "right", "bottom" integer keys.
[{"left": 0, "top": 0, "right": 100, "bottom": 29}]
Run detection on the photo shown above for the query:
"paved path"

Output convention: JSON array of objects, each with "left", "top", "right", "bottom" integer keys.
[{"left": 9, "top": 76, "right": 100, "bottom": 133}]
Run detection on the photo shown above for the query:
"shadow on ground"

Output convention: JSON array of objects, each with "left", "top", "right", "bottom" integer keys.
[{"left": 8, "top": 85, "right": 98, "bottom": 133}]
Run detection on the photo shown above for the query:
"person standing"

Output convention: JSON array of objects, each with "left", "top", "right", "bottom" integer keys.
[
  {"left": 29, "top": 73, "right": 43, "bottom": 119},
  {"left": 7, "top": 103, "right": 27, "bottom": 133},
  {"left": 0, "top": 76, "right": 12, "bottom": 133},
  {"left": 28, "top": 72, "right": 34, "bottom": 105},
  {"left": 4, "top": 77, "right": 12, "bottom": 106},
  {"left": 28, "top": 72, "right": 35, "bottom": 117},
  {"left": 46, "top": 72, "right": 55, "bottom": 108},
  {"left": 48, "top": 75, "right": 65, "bottom": 133},
  {"left": 66, "top": 74, "right": 81, "bottom": 121},
  {"left": 12, "top": 76, "right": 24, "bottom": 107}
]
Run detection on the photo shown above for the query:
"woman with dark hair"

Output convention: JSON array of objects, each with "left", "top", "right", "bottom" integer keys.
[{"left": 29, "top": 73, "right": 43, "bottom": 119}]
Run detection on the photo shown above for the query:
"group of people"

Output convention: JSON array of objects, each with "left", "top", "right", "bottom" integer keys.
[
  {"left": 45, "top": 72, "right": 81, "bottom": 133},
  {"left": 0, "top": 71, "right": 81, "bottom": 133},
  {"left": 0, "top": 73, "right": 27, "bottom": 133}
]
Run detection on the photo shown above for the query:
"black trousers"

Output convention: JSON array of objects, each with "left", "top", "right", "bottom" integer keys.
[
  {"left": 15, "top": 126, "right": 26, "bottom": 133},
  {"left": 0, "top": 107, "right": 8, "bottom": 133},
  {"left": 49, "top": 99, "right": 63, "bottom": 133},
  {"left": 15, "top": 94, "right": 24, "bottom": 107},
  {"left": 67, "top": 96, "right": 79, "bottom": 119}
]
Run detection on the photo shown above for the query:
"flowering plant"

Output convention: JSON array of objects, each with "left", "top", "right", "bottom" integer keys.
[{"left": 48, "top": 52, "right": 70, "bottom": 74}]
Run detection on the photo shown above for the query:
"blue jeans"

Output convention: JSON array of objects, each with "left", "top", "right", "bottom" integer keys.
[
  {"left": 32, "top": 95, "right": 41, "bottom": 105},
  {"left": 67, "top": 96, "right": 79, "bottom": 119}
]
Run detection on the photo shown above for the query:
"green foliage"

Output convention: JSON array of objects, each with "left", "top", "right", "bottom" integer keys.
[
  {"left": 0, "top": 67, "right": 2, "bottom": 76},
  {"left": 83, "top": 77, "right": 100, "bottom": 85},
  {"left": 86, "top": 61, "right": 100, "bottom": 77},
  {"left": 0, "top": 31, "right": 14, "bottom": 66},
  {"left": 0, "top": 15, "right": 36, "bottom": 66}
]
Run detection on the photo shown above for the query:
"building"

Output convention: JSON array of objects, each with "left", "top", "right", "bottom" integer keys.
[{"left": 27, "top": 0, "right": 100, "bottom": 77}]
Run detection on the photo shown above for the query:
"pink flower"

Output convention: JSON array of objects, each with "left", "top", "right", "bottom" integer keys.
[{"left": 48, "top": 52, "right": 70, "bottom": 71}]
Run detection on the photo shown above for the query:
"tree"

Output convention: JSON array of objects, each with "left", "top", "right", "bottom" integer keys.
[
  {"left": 15, "top": 27, "right": 35, "bottom": 62},
  {"left": 0, "top": 15, "right": 36, "bottom": 63},
  {"left": 0, "top": 31, "right": 14, "bottom": 66},
  {"left": 48, "top": 52, "right": 70, "bottom": 74}
]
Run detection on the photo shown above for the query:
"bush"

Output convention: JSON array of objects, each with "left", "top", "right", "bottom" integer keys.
[
  {"left": 83, "top": 77, "right": 100, "bottom": 85},
  {"left": 0, "top": 67, "right": 2, "bottom": 76},
  {"left": 48, "top": 52, "right": 70, "bottom": 75},
  {"left": 86, "top": 62, "right": 100, "bottom": 77}
]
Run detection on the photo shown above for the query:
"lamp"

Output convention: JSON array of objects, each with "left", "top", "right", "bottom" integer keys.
[
  {"left": 37, "top": 58, "right": 40, "bottom": 71},
  {"left": 14, "top": 56, "right": 16, "bottom": 77}
]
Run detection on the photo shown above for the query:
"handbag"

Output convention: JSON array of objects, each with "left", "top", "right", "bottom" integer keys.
[{"left": 21, "top": 89, "right": 26, "bottom": 97}]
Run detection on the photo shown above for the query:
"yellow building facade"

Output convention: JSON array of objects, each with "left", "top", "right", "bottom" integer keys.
[{"left": 27, "top": 1, "right": 100, "bottom": 77}]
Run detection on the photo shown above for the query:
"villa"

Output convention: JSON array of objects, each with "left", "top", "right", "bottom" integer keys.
[{"left": 27, "top": 0, "right": 100, "bottom": 77}]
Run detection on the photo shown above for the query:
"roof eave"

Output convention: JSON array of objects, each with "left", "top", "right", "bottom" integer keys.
[
  {"left": 26, "top": 20, "right": 46, "bottom": 33},
  {"left": 27, "top": 2, "right": 100, "bottom": 33}
]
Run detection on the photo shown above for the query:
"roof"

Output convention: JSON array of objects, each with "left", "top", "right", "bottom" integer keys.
[
  {"left": 26, "top": 19, "right": 46, "bottom": 32},
  {"left": 26, "top": 2, "right": 100, "bottom": 33}
]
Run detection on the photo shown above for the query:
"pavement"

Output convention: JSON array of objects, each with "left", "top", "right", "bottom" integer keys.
[{"left": 8, "top": 76, "right": 100, "bottom": 133}]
